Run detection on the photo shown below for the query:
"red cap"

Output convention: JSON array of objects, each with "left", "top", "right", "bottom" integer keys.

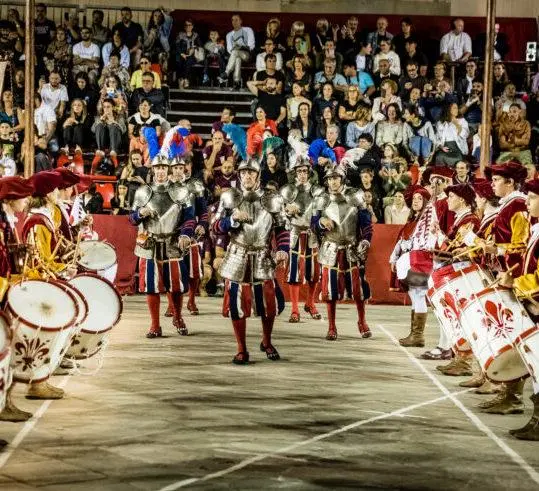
[
  {"left": 76, "top": 174, "right": 94, "bottom": 194},
  {"left": 473, "top": 178, "right": 495, "bottom": 200},
  {"left": 446, "top": 183, "right": 476, "bottom": 207},
  {"left": 53, "top": 168, "right": 80, "bottom": 190},
  {"left": 404, "top": 184, "right": 431, "bottom": 208},
  {"left": 485, "top": 161, "right": 527, "bottom": 184},
  {"left": 422, "top": 166, "right": 454, "bottom": 185},
  {"left": 29, "top": 171, "right": 64, "bottom": 198},
  {"left": 524, "top": 179, "right": 539, "bottom": 195},
  {"left": 0, "top": 176, "right": 35, "bottom": 201}
]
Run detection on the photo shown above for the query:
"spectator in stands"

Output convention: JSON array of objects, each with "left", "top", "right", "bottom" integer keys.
[
  {"left": 211, "top": 157, "right": 237, "bottom": 203},
  {"left": 311, "top": 82, "right": 339, "bottom": 122},
  {"left": 342, "top": 61, "right": 375, "bottom": 100},
  {"left": 112, "top": 7, "right": 144, "bottom": 69},
  {"left": 12, "top": 68, "right": 25, "bottom": 109},
  {"left": 99, "top": 51, "right": 130, "bottom": 91},
  {"left": 90, "top": 10, "right": 111, "bottom": 48},
  {"left": 285, "top": 55, "right": 312, "bottom": 95},
  {"left": 376, "top": 103, "right": 403, "bottom": 148},
  {"left": 0, "top": 90, "right": 24, "bottom": 135},
  {"left": 439, "top": 18, "right": 472, "bottom": 63},
  {"left": 261, "top": 18, "right": 286, "bottom": 53},
  {"left": 98, "top": 75, "right": 128, "bottom": 120},
  {"left": 254, "top": 54, "right": 285, "bottom": 93},
  {"left": 372, "top": 59, "right": 400, "bottom": 97},
  {"left": 367, "top": 17, "right": 393, "bottom": 53},
  {"left": 351, "top": 134, "right": 382, "bottom": 177},
  {"left": 222, "top": 14, "right": 256, "bottom": 90},
  {"left": 246, "top": 106, "right": 278, "bottom": 157},
  {"left": 496, "top": 83, "right": 526, "bottom": 119},
  {"left": 314, "top": 58, "right": 347, "bottom": 96},
  {"left": 286, "top": 36, "right": 312, "bottom": 70},
  {"left": 291, "top": 102, "right": 316, "bottom": 143},
  {"left": 338, "top": 85, "right": 367, "bottom": 128},
  {"left": 357, "top": 168, "right": 383, "bottom": 222},
  {"left": 311, "top": 18, "right": 332, "bottom": 55},
  {"left": 247, "top": 77, "right": 286, "bottom": 127},
  {"left": 102, "top": 30, "right": 131, "bottom": 70},
  {"left": 0, "top": 122, "right": 17, "bottom": 176},
  {"left": 130, "top": 72, "right": 165, "bottom": 117},
  {"left": 372, "top": 79, "right": 402, "bottom": 124},
  {"left": 286, "top": 21, "right": 311, "bottom": 54},
  {"left": 529, "top": 90, "right": 539, "bottom": 156},
  {"left": 455, "top": 59, "right": 478, "bottom": 103},
  {"left": 6, "top": 8, "right": 24, "bottom": 40},
  {"left": 493, "top": 62, "right": 510, "bottom": 99},
  {"left": 337, "top": 16, "right": 361, "bottom": 59},
  {"left": 202, "top": 30, "right": 227, "bottom": 86},
  {"left": 315, "top": 38, "right": 343, "bottom": 73},
  {"left": 402, "top": 104, "right": 435, "bottom": 164},
  {"left": 496, "top": 103, "right": 532, "bottom": 165},
  {"left": 408, "top": 87, "right": 424, "bottom": 117},
  {"left": 309, "top": 124, "right": 344, "bottom": 182},
  {"left": 44, "top": 27, "right": 72, "bottom": 77},
  {"left": 34, "top": 3, "right": 56, "bottom": 57},
  {"left": 40, "top": 71, "right": 69, "bottom": 120},
  {"left": 111, "top": 181, "right": 131, "bottom": 215},
  {"left": 346, "top": 106, "right": 375, "bottom": 148},
  {"left": 316, "top": 106, "right": 340, "bottom": 140},
  {"left": 355, "top": 41, "right": 374, "bottom": 74},
  {"left": 130, "top": 57, "right": 162, "bottom": 91},
  {"left": 212, "top": 107, "right": 236, "bottom": 135},
  {"left": 421, "top": 79, "right": 457, "bottom": 123},
  {"left": 384, "top": 190, "right": 410, "bottom": 225},
  {"left": 261, "top": 152, "right": 287, "bottom": 189},
  {"left": 34, "top": 92, "right": 57, "bottom": 165},
  {"left": 430, "top": 61, "right": 451, "bottom": 88},
  {"left": 401, "top": 38, "right": 428, "bottom": 77},
  {"left": 128, "top": 98, "right": 162, "bottom": 163},
  {"left": 256, "top": 39, "right": 283, "bottom": 72},
  {"left": 62, "top": 99, "right": 92, "bottom": 152},
  {"left": 381, "top": 155, "right": 411, "bottom": 202},
  {"left": 476, "top": 22, "right": 509, "bottom": 61},
  {"left": 72, "top": 27, "right": 101, "bottom": 86},
  {"left": 373, "top": 38, "right": 401, "bottom": 76},
  {"left": 434, "top": 102, "right": 469, "bottom": 166},
  {"left": 121, "top": 149, "right": 148, "bottom": 202},
  {"left": 203, "top": 130, "right": 232, "bottom": 181},
  {"left": 398, "top": 61, "right": 427, "bottom": 102},
  {"left": 72, "top": 73, "right": 98, "bottom": 115},
  {"left": 175, "top": 19, "right": 201, "bottom": 89},
  {"left": 453, "top": 160, "right": 472, "bottom": 184},
  {"left": 81, "top": 181, "right": 104, "bottom": 214},
  {"left": 63, "top": 10, "right": 81, "bottom": 46},
  {"left": 91, "top": 98, "right": 127, "bottom": 170},
  {"left": 0, "top": 20, "right": 21, "bottom": 60},
  {"left": 459, "top": 79, "right": 484, "bottom": 135},
  {"left": 144, "top": 7, "right": 173, "bottom": 73},
  {"left": 392, "top": 17, "right": 415, "bottom": 62},
  {"left": 286, "top": 82, "right": 311, "bottom": 126}
]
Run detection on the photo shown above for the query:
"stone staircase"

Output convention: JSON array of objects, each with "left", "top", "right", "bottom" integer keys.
[{"left": 167, "top": 87, "right": 254, "bottom": 141}]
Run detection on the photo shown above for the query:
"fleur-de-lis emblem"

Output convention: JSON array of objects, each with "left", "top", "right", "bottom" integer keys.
[
  {"left": 479, "top": 300, "right": 514, "bottom": 338},
  {"left": 14, "top": 335, "right": 50, "bottom": 372},
  {"left": 440, "top": 291, "right": 466, "bottom": 332}
]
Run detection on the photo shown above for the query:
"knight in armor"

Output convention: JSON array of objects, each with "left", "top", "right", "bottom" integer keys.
[
  {"left": 130, "top": 155, "right": 196, "bottom": 339},
  {"left": 280, "top": 156, "right": 324, "bottom": 323},
  {"left": 0, "top": 177, "right": 35, "bottom": 423},
  {"left": 312, "top": 166, "right": 373, "bottom": 341},
  {"left": 211, "top": 158, "right": 289, "bottom": 365}
]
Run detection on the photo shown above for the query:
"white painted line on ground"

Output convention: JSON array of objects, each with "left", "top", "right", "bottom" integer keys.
[
  {"left": 157, "top": 387, "right": 472, "bottom": 490},
  {"left": 376, "top": 323, "right": 539, "bottom": 486},
  {"left": 0, "top": 376, "right": 70, "bottom": 470},
  {"left": 356, "top": 409, "right": 428, "bottom": 420}
]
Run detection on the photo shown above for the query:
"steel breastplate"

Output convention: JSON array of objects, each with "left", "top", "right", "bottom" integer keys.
[
  {"left": 232, "top": 192, "right": 273, "bottom": 248},
  {"left": 322, "top": 193, "right": 359, "bottom": 245},
  {"left": 145, "top": 183, "right": 181, "bottom": 237}
]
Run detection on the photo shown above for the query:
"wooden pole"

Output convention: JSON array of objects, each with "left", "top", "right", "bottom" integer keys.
[
  {"left": 479, "top": 0, "right": 496, "bottom": 176},
  {"left": 23, "top": 0, "right": 35, "bottom": 178}
]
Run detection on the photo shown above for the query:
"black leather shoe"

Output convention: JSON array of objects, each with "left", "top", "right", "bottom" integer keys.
[
  {"left": 146, "top": 329, "right": 162, "bottom": 339},
  {"left": 232, "top": 352, "right": 250, "bottom": 365},
  {"left": 260, "top": 342, "right": 280, "bottom": 360}
]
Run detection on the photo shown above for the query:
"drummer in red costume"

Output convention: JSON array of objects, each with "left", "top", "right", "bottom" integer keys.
[
  {"left": 500, "top": 178, "right": 539, "bottom": 440},
  {"left": 53, "top": 168, "right": 81, "bottom": 243},
  {"left": 473, "top": 161, "right": 529, "bottom": 415},
  {"left": 0, "top": 177, "right": 35, "bottom": 421},
  {"left": 390, "top": 184, "right": 431, "bottom": 347},
  {"left": 23, "top": 171, "right": 78, "bottom": 399}
]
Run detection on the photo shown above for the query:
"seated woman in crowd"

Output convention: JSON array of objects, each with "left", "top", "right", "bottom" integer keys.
[
  {"left": 286, "top": 21, "right": 311, "bottom": 55},
  {"left": 110, "top": 180, "right": 131, "bottom": 215},
  {"left": 402, "top": 104, "right": 435, "bottom": 165},
  {"left": 91, "top": 98, "right": 127, "bottom": 171},
  {"left": 495, "top": 82, "right": 526, "bottom": 119},
  {"left": 62, "top": 98, "right": 93, "bottom": 152},
  {"left": 120, "top": 149, "right": 149, "bottom": 203},
  {"left": 290, "top": 102, "right": 316, "bottom": 143},
  {"left": 381, "top": 156, "right": 411, "bottom": 206},
  {"left": 496, "top": 103, "right": 532, "bottom": 165},
  {"left": 128, "top": 98, "right": 162, "bottom": 164},
  {"left": 493, "top": 62, "right": 510, "bottom": 100},
  {"left": 355, "top": 41, "right": 374, "bottom": 74},
  {"left": 373, "top": 37, "right": 401, "bottom": 76},
  {"left": 261, "top": 17, "right": 286, "bottom": 52},
  {"left": 316, "top": 106, "right": 340, "bottom": 140},
  {"left": 71, "top": 73, "right": 98, "bottom": 115},
  {"left": 130, "top": 56, "right": 162, "bottom": 91},
  {"left": 44, "top": 27, "right": 72, "bottom": 78},
  {"left": 346, "top": 106, "right": 376, "bottom": 148},
  {"left": 310, "top": 18, "right": 332, "bottom": 55},
  {"left": 247, "top": 106, "right": 278, "bottom": 157},
  {"left": 376, "top": 103, "right": 403, "bottom": 148},
  {"left": 175, "top": 18, "right": 201, "bottom": 89},
  {"left": 311, "top": 82, "right": 339, "bottom": 122},
  {"left": 102, "top": 30, "right": 130, "bottom": 70},
  {"left": 286, "top": 36, "right": 313, "bottom": 70},
  {"left": 434, "top": 102, "right": 469, "bottom": 167},
  {"left": 384, "top": 190, "right": 410, "bottom": 225},
  {"left": 286, "top": 82, "right": 312, "bottom": 127},
  {"left": 261, "top": 151, "right": 288, "bottom": 189},
  {"left": 99, "top": 51, "right": 131, "bottom": 92},
  {"left": 144, "top": 7, "right": 173, "bottom": 78},
  {"left": 372, "top": 79, "right": 402, "bottom": 124},
  {"left": 0, "top": 90, "right": 24, "bottom": 135},
  {"left": 285, "top": 55, "right": 312, "bottom": 94},
  {"left": 338, "top": 85, "right": 367, "bottom": 130},
  {"left": 98, "top": 74, "right": 128, "bottom": 121}
]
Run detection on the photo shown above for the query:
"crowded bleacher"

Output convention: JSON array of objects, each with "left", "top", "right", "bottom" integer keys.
[{"left": 0, "top": 6, "right": 538, "bottom": 226}]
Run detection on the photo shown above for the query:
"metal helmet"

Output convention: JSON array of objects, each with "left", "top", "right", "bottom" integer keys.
[
  {"left": 289, "top": 155, "right": 311, "bottom": 173},
  {"left": 237, "top": 158, "right": 261, "bottom": 174},
  {"left": 324, "top": 165, "right": 346, "bottom": 181},
  {"left": 170, "top": 156, "right": 186, "bottom": 167},
  {"left": 151, "top": 155, "right": 170, "bottom": 167}
]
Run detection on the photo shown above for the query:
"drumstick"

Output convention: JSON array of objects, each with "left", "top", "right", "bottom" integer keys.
[
  {"left": 49, "top": 235, "right": 65, "bottom": 263},
  {"left": 486, "top": 264, "right": 519, "bottom": 288},
  {"left": 453, "top": 245, "right": 482, "bottom": 260}
]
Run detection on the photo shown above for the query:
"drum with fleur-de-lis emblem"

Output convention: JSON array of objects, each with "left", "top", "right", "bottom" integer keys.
[{"left": 0, "top": 311, "right": 12, "bottom": 412}]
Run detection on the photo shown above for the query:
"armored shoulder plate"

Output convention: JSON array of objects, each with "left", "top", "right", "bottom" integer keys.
[
  {"left": 132, "top": 184, "right": 152, "bottom": 210},
  {"left": 314, "top": 192, "right": 330, "bottom": 211},
  {"left": 344, "top": 187, "right": 366, "bottom": 209},
  {"left": 261, "top": 190, "right": 285, "bottom": 214},
  {"left": 220, "top": 188, "right": 243, "bottom": 210},
  {"left": 187, "top": 178, "right": 205, "bottom": 198},
  {"left": 167, "top": 182, "right": 191, "bottom": 205},
  {"left": 279, "top": 184, "right": 299, "bottom": 203},
  {"left": 311, "top": 185, "right": 325, "bottom": 198}
]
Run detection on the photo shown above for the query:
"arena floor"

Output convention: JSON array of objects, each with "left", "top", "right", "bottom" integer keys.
[{"left": 1, "top": 296, "right": 539, "bottom": 490}]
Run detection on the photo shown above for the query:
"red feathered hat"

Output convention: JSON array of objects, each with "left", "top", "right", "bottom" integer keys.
[
  {"left": 473, "top": 178, "right": 495, "bottom": 200},
  {"left": 29, "top": 171, "right": 64, "bottom": 198},
  {"left": 404, "top": 184, "right": 431, "bottom": 208},
  {"left": 485, "top": 161, "right": 527, "bottom": 184},
  {"left": 0, "top": 176, "right": 35, "bottom": 201},
  {"left": 524, "top": 179, "right": 539, "bottom": 195},
  {"left": 446, "top": 183, "right": 476, "bottom": 207},
  {"left": 53, "top": 168, "right": 80, "bottom": 190}
]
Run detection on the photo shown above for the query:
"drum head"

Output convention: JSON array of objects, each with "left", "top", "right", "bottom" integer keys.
[
  {"left": 7, "top": 280, "right": 78, "bottom": 330},
  {"left": 78, "top": 241, "right": 117, "bottom": 271},
  {"left": 59, "top": 281, "right": 88, "bottom": 328},
  {"left": 69, "top": 274, "right": 122, "bottom": 333}
]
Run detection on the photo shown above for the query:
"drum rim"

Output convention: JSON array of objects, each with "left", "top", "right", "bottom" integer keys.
[
  {"left": 0, "top": 346, "right": 11, "bottom": 363},
  {"left": 68, "top": 272, "right": 123, "bottom": 331},
  {"left": 0, "top": 310, "right": 12, "bottom": 347},
  {"left": 484, "top": 345, "right": 530, "bottom": 383},
  {"left": 6, "top": 279, "right": 79, "bottom": 331},
  {"left": 56, "top": 280, "right": 90, "bottom": 327},
  {"left": 430, "top": 263, "right": 482, "bottom": 290},
  {"left": 515, "top": 325, "right": 539, "bottom": 345},
  {"left": 77, "top": 240, "right": 117, "bottom": 270}
]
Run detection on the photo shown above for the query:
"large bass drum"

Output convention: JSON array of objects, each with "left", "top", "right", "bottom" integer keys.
[
  {"left": 65, "top": 273, "right": 122, "bottom": 361},
  {"left": 77, "top": 240, "right": 118, "bottom": 283},
  {"left": 7, "top": 279, "right": 78, "bottom": 383},
  {"left": 0, "top": 311, "right": 12, "bottom": 412}
]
